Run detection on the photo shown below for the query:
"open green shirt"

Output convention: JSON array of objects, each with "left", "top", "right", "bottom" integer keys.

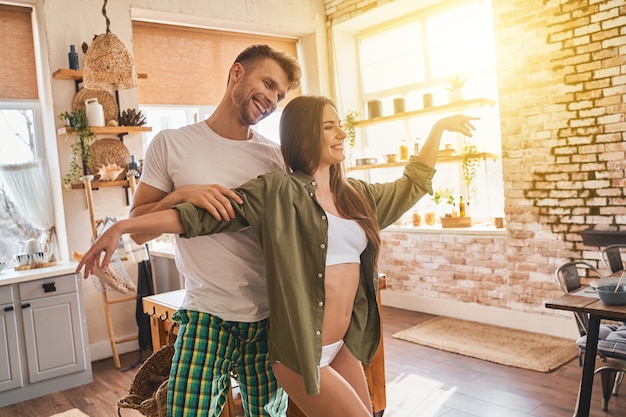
[{"left": 173, "top": 156, "right": 435, "bottom": 395}]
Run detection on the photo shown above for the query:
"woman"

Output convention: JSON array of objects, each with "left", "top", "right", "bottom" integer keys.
[{"left": 77, "top": 96, "right": 477, "bottom": 417}]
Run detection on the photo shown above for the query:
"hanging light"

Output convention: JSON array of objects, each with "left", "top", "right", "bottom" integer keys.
[{"left": 82, "top": 0, "right": 137, "bottom": 91}]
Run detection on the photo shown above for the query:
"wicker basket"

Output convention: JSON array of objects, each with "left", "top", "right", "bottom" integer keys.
[
  {"left": 117, "top": 327, "right": 175, "bottom": 417},
  {"left": 89, "top": 138, "right": 130, "bottom": 180}
]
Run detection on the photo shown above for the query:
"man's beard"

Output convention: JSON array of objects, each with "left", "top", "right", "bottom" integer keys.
[{"left": 233, "top": 86, "right": 269, "bottom": 126}]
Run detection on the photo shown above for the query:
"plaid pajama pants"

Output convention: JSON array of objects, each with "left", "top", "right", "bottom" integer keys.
[{"left": 168, "top": 309, "right": 288, "bottom": 417}]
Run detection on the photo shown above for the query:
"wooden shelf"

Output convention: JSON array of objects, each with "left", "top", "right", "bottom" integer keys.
[
  {"left": 53, "top": 68, "right": 147, "bottom": 80},
  {"left": 347, "top": 152, "right": 499, "bottom": 171},
  {"left": 57, "top": 126, "right": 151, "bottom": 136},
  {"left": 70, "top": 179, "right": 131, "bottom": 190},
  {"left": 355, "top": 97, "right": 496, "bottom": 128}
]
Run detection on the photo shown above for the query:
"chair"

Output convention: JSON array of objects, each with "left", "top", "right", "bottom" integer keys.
[
  {"left": 602, "top": 244, "right": 626, "bottom": 273},
  {"left": 554, "top": 261, "right": 626, "bottom": 410}
]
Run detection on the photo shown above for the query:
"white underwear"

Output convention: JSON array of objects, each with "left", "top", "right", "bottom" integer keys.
[{"left": 320, "top": 340, "right": 344, "bottom": 367}]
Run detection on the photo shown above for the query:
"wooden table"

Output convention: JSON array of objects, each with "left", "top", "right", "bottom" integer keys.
[
  {"left": 143, "top": 277, "right": 388, "bottom": 416},
  {"left": 545, "top": 289, "right": 626, "bottom": 417}
]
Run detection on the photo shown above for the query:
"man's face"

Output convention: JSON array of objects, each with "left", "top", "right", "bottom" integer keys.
[{"left": 232, "top": 59, "right": 290, "bottom": 126}]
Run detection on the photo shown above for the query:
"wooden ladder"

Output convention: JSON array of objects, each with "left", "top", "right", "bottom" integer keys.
[{"left": 82, "top": 175, "right": 139, "bottom": 369}]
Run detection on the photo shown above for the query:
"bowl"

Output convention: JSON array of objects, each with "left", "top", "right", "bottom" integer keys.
[
  {"left": 383, "top": 154, "right": 398, "bottom": 163},
  {"left": 596, "top": 284, "right": 626, "bottom": 305},
  {"left": 15, "top": 254, "right": 30, "bottom": 267},
  {"left": 355, "top": 157, "right": 377, "bottom": 166}
]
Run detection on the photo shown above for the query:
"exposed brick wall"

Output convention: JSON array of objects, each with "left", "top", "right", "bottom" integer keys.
[
  {"left": 324, "top": 0, "right": 389, "bottom": 25},
  {"left": 325, "top": 0, "right": 626, "bottom": 316}
]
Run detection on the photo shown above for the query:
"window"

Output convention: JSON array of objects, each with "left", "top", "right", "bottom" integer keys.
[
  {"left": 337, "top": 0, "right": 504, "bottom": 224},
  {"left": 133, "top": 21, "right": 298, "bottom": 150},
  {"left": 0, "top": 4, "right": 44, "bottom": 251},
  {"left": 0, "top": 105, "right": 41, "bottom": 164},
  {"left": 139, "top": 105, "right": 283, "bottom": 150}
]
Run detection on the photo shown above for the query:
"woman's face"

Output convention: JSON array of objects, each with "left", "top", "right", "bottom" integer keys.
[{"left": 319, "top": 104, "right": 347, "bottom": 167}]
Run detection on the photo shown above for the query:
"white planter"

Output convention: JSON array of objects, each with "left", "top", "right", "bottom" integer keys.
[{"left": 448, "top": 89, "right": 463, "bottom": 102}]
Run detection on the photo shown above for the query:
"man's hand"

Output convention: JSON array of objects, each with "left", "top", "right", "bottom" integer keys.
[{"left": 175, "top": 184, "right": 243, "bottom": 221}]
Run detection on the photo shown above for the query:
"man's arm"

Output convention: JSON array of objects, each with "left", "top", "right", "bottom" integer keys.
[{"left": 129, "top": 181, "right": 243, "bottom": 244}]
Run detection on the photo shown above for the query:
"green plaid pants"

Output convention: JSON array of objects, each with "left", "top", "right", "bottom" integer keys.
[{"left": 168, "top": 309, "right": 288, "bottom": 416}]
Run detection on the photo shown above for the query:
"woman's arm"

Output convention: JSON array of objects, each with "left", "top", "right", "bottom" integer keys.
[
  {"left": 76, "top": 209, "right": 184, "bottom": 279},
  {"left": 354, "top": 114, "right": 479, "bottom": 228},
  {"left": 416, "top": 115, "right": 478, "bottom": 167},
  {"left": 77, "top": 172, "right": 279, "bottom": 279}
]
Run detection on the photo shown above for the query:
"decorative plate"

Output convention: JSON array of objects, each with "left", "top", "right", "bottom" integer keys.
[
  {"left": 0, "top": 239, "right": 12, "bottom": 264},
  {"left": 73, "top": 88, "right": 119, "bottom": 125},
  {"left": 88, "top": 138, "right": 130, "bottom": 180}
]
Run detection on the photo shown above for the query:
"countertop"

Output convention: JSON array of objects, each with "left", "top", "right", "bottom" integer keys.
[{"left": 0, "top": 261, "right": 78, "bottom": 286}]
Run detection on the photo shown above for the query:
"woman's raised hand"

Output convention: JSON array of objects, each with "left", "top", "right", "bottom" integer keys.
[{"left": 437, "top": 114, "right": 479, "bottom": 137}]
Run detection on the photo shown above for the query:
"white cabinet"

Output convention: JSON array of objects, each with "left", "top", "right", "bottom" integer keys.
[
  {"left": 0, "top": 272, "right": 92, "bottom": 406},
  {"left": 0, "top": 286, "right": 22, "bottom": 393},
  {"left": 19, "top": 275, "right": 87, "bottom": 383}
]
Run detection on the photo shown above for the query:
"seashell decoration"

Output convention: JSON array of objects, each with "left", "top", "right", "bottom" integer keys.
[{"left": 95, "top": 163, "right": 125, "bottom": 181}]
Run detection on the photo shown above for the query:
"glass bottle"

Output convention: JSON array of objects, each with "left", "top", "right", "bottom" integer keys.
[
  {"left": 68, "top": 44, "right": 79, "bottom": 70},
  {"left": 413, "top": 138, "right": 421, "bottom": 156},
  {"left": 459, "top": 196, "right": 466, "bottom": 217}
]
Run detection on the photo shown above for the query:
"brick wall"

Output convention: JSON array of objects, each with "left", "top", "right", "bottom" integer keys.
[{"left": 325, "top": 0, "right": 626, "bottom": 316}]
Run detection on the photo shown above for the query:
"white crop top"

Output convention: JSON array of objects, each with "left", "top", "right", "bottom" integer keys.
[{"left": 325, "top": 212, "right": 368, "bottom": 266}]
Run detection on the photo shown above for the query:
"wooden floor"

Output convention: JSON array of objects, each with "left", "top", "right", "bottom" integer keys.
[{"left": 2, "top": 306, "right": 626, "bottom": 416}]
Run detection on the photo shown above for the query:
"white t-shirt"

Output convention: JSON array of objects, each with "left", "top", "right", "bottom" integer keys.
[{"left": 141, "top": 121, "right": 285, "bottom": 321}]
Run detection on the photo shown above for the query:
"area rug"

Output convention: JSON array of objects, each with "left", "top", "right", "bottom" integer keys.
[
  {"left": 49, "top": 409, "right": 89, "bottom": 417},
  {"left": 392, "top": 316, "right": 579, "bottom": 372}
]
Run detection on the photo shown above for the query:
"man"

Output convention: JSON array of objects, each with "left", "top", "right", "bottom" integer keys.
[{"left": 130, "top": 44, "right": 301, "bottom": 416}]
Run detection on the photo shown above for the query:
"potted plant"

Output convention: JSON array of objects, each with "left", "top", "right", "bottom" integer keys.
[
  {"left": 432, "top": 187, "right": 455, "bottom": 217},
  {"left": 342, "top": 109, "right": 360, "bottom": 148},
  {"left": 461, "top": 142, "right": 481, "bottom": 201},
  {"left": 57, "top": 109, "right": 96, "bottom": 190},
  {"left": 446, "top": 74, "right": 466, "bottom": 102}
]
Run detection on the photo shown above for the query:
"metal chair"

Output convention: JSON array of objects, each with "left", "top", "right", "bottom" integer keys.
[
  {"left": 554, "top": 261, "right": 626, "bottom": 411},
  {"left": 554, "top": 261, "right": 603, "bottom": 335},
  {"left": 601, "top": 244, "right": 626, "bottom": 273}
]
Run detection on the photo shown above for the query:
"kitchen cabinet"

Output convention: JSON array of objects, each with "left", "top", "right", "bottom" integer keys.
[
  {"left": 0, "top": 286, "right": 21, "bottom": 393},
  {"left": 0, "top": 268, "right": 92, "bottom": 406}
]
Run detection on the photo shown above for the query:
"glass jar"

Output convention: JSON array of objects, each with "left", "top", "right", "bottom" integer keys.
[
  {"left": 425, "top": 211, "right": 436, "bottom": 225},
  {"left": 412, "top": 211, "right": 421, "bottom": 227},
  {"left": 399, "top": 140, "right": 409, "bottom": 161}
]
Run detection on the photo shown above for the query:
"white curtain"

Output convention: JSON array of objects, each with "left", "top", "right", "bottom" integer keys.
[{"left": 0, "top": 159, "right": 56, "bottom": 259}]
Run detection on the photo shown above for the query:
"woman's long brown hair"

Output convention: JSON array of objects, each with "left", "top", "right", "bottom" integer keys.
[{"left": 280, "top": 95, "right": 381, "bottom": 264}]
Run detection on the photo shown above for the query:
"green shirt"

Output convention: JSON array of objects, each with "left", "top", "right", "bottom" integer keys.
[{"left": 174, "top": 155, "right": 435, "bottom": 395}]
